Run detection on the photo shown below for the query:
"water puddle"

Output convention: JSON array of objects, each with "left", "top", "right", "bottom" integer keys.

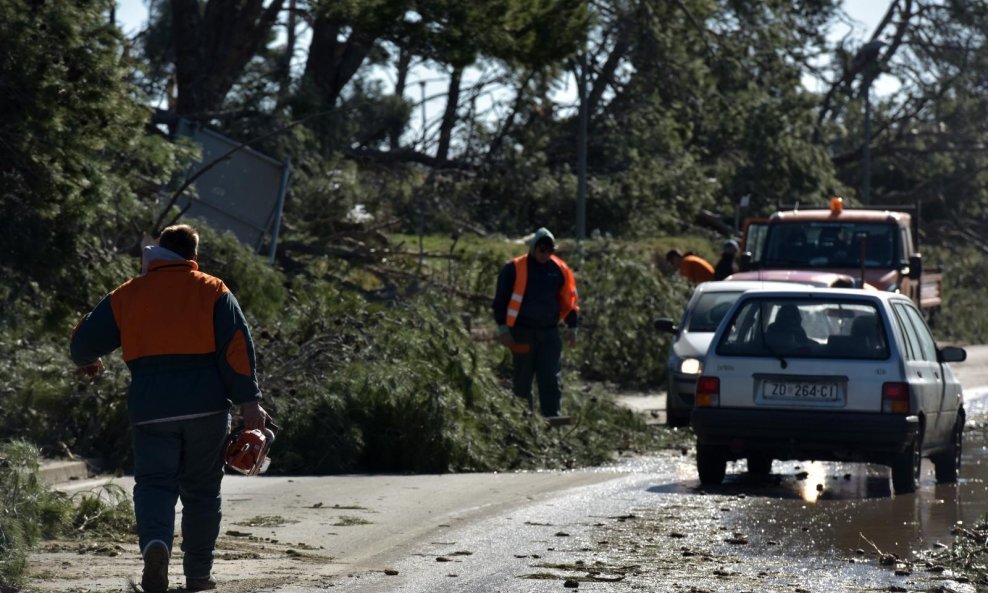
[{"left": 708, "top": 418, "right": 988, "bottom": 564}]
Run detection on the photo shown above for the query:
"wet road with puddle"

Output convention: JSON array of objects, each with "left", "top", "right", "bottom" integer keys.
[
  {"left": 335, "top": 350, "right": 988, "bottom": 593},
  {"left": 690, "top": 371, "right": 988, "bottom": 564}
]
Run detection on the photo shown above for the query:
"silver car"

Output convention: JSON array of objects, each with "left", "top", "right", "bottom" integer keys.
[
  {"left": 692, "top": 287, "right": 965, "bottom": 494},
  {"left": 655, "top": 281, "right": 815, "bottom": 427}
]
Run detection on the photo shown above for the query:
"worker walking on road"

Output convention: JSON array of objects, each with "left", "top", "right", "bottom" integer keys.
[
  {"left": 70, "top": 224, "right": 269, "bottom": 593},
  {"left": 666, "top": 248, "right": 715, "bottom": 283},
  {"left": 492, "top": 228, "right": 579, "bottom": 417}
]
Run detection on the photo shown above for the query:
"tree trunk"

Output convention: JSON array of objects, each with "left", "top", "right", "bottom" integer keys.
[
  {"left": 275, "top": 0, "right": 297, "bottom": 106},
  {"left": 302, "top": 14, "right": 376, "bottom": 107},
  {"left": 390, "top": 48, "right": 411, "bottom": 150},
  {"left": 436, "top": 65, "right": 463, "bottom": 162},
  {"left": 171, "top": 0, "right": 205, "bottom": 117},
  {"left": 171, "top": 0, "right": 284, "bottom": 119},
  {"left": 588, "top": 29, "right": 630, "bottom": 117}
]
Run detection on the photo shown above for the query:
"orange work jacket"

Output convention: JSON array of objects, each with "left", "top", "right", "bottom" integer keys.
[
  {"left": 505, "top": 254, "right": 579, "bottom": 327},
  {"left": 680, "top": 255, "right": 715, "bottom": 283}
]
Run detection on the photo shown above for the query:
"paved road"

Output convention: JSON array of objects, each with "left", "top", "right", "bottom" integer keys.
[
  {"left": 42, "top": 459, "right": 652, "bottom": 592},
  {"left": 30, "top": 346, "right": 988, "bottom": 592}
]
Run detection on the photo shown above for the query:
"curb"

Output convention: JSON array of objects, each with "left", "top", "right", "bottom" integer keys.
[
  {"left": 614, "top": 394, "right": 666, "bottom": 425},
  {"left": 39, "top": 460, "right": 91, "bottom": 487}
]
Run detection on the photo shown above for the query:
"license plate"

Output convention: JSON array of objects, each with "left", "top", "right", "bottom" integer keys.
[{"left": 762, "top": 380, "right": 842, "bottom": 401}]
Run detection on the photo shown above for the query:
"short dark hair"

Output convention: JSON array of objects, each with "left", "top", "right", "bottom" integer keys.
[
  {"left": 665, "top": 248, "right": 683, "bottom": 264},
  {"left": 158, "top": 224, "right": 199, "bottom": 260}
]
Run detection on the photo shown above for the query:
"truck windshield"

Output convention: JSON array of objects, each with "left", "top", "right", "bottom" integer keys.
[{"left": 760, "top": 222, "right": 898, "bottom": 269}]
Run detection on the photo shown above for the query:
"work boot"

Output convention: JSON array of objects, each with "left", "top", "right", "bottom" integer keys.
[
  {"left": 185, "top": 575, "right": 217, "bottom": 591},
  {"left": 140, "top": 542, "right": 169, "bottom": 593}
]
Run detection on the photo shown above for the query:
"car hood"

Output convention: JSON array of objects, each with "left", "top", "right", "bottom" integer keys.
[{"left": 673, "top": 331, "right": 714, "bottom": 359}]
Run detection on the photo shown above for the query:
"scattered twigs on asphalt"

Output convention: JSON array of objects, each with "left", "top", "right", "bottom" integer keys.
[{"left": 859, "top": 532, "right": 898, "bottom": 566}]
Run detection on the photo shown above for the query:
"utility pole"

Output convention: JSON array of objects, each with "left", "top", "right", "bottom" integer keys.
[
  {"left": 862, "top": 80, "right": 873, "bottom": 205},
  {"left": 576, "top": 53, "right": 588, "bottom": 264},
  {"left": 855, "top": 40, "right": 884, "bottom": 205}
]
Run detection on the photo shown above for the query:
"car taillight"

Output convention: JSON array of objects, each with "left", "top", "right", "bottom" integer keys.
[
  {"left": 882, "top": 382, "right": 910, "bottom": 414},
  {"left": 696, "top": 376, "right": 720, "bottom": 408}
]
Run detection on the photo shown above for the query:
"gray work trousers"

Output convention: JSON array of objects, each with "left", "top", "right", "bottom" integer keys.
[
  {"left": 510, "top": 325, "right": 563, "bottom": 417},
  {"left": 132, "top": 411, "right": 230, "bottom": 579}
]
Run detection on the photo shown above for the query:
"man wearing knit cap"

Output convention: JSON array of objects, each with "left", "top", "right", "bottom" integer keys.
[{"left": 492, "top": 228, "right": 580, "bottom": 417}]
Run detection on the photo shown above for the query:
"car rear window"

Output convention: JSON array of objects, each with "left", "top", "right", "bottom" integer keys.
[{"left": 715, "top": 298, "right": 889, "bottom": 360}]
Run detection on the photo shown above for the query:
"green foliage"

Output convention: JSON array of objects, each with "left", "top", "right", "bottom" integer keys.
[
  {"left": 574, "top": 238, "right": 689, "bottom": 385},
  {"left": 193, "top": 226, "right": 287, "bottom": 325},
  {"left": 493, "top": 0, "right": 590, "bottom": 68},
  {"left": 0, "top": 441, "right": 134, "bottom": 590},
  {"left": 241, "top": 262, "right": 676, "bottom": 474},
  {"left": 67, "top": 485, "right": 134, "bottom": 538},
  {"left": 0, "top": 0, "right": 180, "bottom": 317},
  {"left": 0, "top": 441, "right": 62, "bottom": 590},
  {"left": 0, "top": 328, "right": 133, "bottom": 470},
  {"left": 926, "top": 244, "right": 988, "bottom": 345}
]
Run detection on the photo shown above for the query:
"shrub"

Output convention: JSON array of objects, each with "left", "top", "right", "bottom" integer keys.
[
  {"left": 573, "top": 238, "right": 689, "bottom": 386},
  {"left": 928, "top": 244, "right": 988, "bottom": 344},
  {"left": 0, "top": 441, "right": 134, "bottom": 591}
]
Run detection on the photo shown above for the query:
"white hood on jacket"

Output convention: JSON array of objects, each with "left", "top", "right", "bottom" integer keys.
[{"left": 141, "top": 245, "right": 188, "bottom": 274}]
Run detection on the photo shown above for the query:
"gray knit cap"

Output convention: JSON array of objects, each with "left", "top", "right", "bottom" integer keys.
[{"left": 529, "top": 227, "right": 556, "bottom": 255}]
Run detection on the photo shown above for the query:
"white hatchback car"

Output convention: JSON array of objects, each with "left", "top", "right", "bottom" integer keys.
[
  {"left": 692, "top": 288, "right": 965, "bottom": 494},
  {"left": 656, "top": 280, "right": 835, "bottom": 427}
]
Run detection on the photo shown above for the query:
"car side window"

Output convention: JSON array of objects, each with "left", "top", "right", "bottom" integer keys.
[
  {"left": 892, "top": 303, "right": 920, "bottom": 361},
  {"left": 901, "top": 304, "right": 938, "bottom": 362}
]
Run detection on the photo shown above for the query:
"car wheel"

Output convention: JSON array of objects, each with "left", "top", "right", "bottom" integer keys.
[
  {"left": 696, "top": 445, "right": 727, "bottom": 485},
  {"left": 891, "top": 433, "right": 922, "bottom": 494},
  {"left": 934, "top": 419, "right": 963, "bottom": 484},
  {"left": 746, "top": 454, "right": 772, "bottom": 476}
]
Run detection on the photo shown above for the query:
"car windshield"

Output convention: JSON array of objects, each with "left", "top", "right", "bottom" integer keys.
[
  {"left": 760, "top": 222, "right": 898, "bottom": 269},
  {"left": 715, "top": 298, "right": 889, "bottom": 359},
  {"left": 687, "top": 291, "right": 744, "bottom": 332}
]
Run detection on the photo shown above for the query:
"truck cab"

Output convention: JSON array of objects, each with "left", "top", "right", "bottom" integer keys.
[{"left": 739, "top": 199, "right": 942, "bottom": 315}]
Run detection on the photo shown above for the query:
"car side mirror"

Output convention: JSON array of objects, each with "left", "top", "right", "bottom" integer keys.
[
  {"left": 939, "top": 346, "right": 966, "bottom": 363},
  {"left": 738, "top": 252, "right": 753, "bottom": 271},
  {"left": 908, "top": 254, "right": 923, "bottom": 280},
  {"left": 654, "top": 318, "right": 678, "bottom": 334}
]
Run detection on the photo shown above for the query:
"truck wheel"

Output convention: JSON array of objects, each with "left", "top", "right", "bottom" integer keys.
[
  {"left": 746, "top": 454, "right": 773, "bottom": 476},
  {"left": 934, "top": 419, "right": 962, "bottom": 484},
  {"left": 891, "top": 434, "right": 922, "bottom": 494},
  {"left": 697, "top": 445, "right": 726, "bottom": 485}
]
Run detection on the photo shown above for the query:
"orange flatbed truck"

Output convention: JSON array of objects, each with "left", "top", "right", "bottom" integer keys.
[{"left": 737, "top": 198, "right": 943, "bottom": 319}]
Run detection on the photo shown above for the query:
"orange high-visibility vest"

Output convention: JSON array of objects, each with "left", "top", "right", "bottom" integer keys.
[{"left": 505, "top": 254, "right": 579, "bottom": 327}]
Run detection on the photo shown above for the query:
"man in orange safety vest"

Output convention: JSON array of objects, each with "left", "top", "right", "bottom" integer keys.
[{"left": 492, "top": 228, "right": 579, "bottom": 417}]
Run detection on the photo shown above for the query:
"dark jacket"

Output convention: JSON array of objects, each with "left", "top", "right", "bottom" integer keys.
[
  {"left": 714, "top": 254, "right": 738, "bottom": 280},
  {"left": 492, "top": 255, "right": 579, "bottom": 329},
  {"left": 71, "top": 256, "right": 261, "bottom": 424}
]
